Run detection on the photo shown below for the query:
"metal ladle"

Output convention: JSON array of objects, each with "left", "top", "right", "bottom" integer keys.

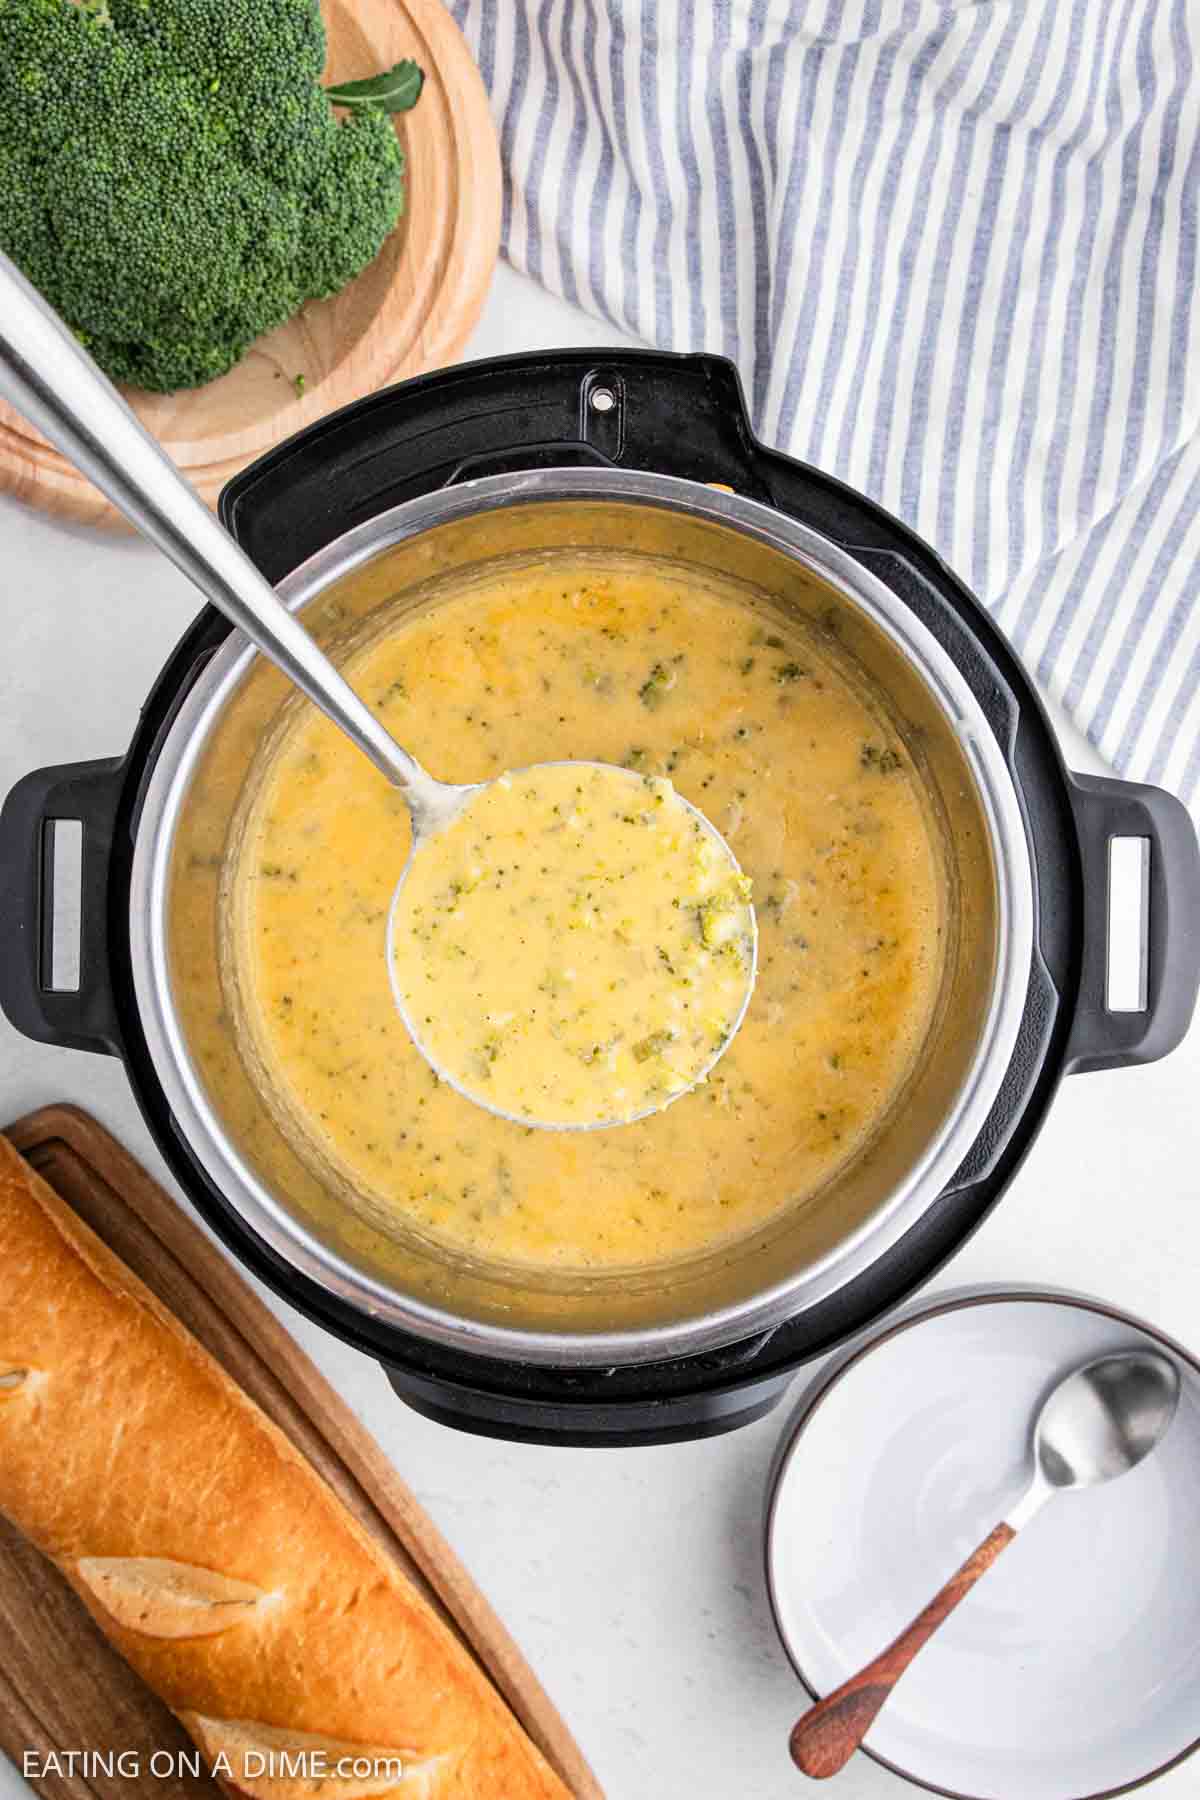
[
  {"left": 789, "top": 1348, "right": 1182, "bottom": 1779},
  {"left": 0, "top": 251, "right": 755, "bottom": 1128}
]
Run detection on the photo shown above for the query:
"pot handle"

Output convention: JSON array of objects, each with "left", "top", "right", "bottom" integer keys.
[
  {"left": 1065, "top": 772, "right": 1200, "bottom": 1073},
  {"left": 0, "top": 758, "right": 125, "bottom": 1057}
]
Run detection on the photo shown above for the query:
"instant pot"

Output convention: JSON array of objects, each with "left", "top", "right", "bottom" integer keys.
[{"left": 3, "top": 350, "right": 1198, "bottom": 1445}]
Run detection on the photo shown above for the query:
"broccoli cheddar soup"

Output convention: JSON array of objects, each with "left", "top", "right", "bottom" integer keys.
[
  {"left": 232, "top": 555, "right": 947, "bottom": 1273},
  {"left": 389, "top": 761, "right": 756, "bottom": 1128}
]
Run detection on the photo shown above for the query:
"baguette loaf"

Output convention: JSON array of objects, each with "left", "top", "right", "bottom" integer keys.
[{"left": 0, "top": 1134, "right": 571, "bottom": 1800}]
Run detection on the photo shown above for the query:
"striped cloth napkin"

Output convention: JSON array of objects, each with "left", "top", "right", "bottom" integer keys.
[{"left": 448, "top": 0, "right": 1200, "bottom": 812}]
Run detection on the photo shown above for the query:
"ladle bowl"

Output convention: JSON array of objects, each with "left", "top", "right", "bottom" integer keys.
[{"left": 387, "top": 758, "right": 758, "bottom": 1129}]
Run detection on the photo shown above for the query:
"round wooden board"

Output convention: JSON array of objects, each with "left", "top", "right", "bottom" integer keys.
[{"left": 0, "top": 0, "right": 501, "bottom": 528}]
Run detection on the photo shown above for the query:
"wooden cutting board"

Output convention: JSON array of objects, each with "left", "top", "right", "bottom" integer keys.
[
  {"left": 0, "top": 0, "right": 501, "bottom": 527},
  {"left": 0, "top": 1105, "right": 601, "bottom": 1800}
]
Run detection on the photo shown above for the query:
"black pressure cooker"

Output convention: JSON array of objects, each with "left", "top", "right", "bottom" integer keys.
[{"left": 3, "top": 352, "right": 1198, "bottom": 1444}]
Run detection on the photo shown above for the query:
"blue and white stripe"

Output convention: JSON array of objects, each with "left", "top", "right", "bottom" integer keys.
[{"left": 450, "top": 0, "right": 1200, "bottom": 811}]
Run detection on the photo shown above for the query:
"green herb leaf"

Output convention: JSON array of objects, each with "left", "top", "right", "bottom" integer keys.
[{"left": 326, "top": 58, "right": 425, "bottom": 115}]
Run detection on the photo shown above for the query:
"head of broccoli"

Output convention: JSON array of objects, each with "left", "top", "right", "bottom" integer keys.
[{"left": 0, "top": 0, "right": 419, "bottom": 392}]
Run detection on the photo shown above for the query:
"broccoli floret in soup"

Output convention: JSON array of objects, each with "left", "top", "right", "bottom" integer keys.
[{"left": 0, "top": 0, "right": 417, "bottom": 392}]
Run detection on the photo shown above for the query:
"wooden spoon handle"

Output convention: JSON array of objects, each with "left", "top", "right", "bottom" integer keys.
[{"left": 789, "top": 1520, "right": 1016, "bottom": 1780}]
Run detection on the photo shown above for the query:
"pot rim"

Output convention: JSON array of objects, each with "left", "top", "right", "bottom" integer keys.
[{"left": 128, "top": 468, "right": 1034, "bottom": 1367}]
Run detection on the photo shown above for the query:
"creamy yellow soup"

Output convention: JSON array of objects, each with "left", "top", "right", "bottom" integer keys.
[
  {"left": 235, "top": 555, "right": 946, "bottom": 1272},
  {"left": 391, "top": 763, "right": 755, "bottom": 1126}
]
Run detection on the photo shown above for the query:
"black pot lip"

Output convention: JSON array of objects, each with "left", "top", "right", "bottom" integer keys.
[
  {"left": 763, "top": 1283, "right": 1200, "bottom": 1800},
  {"left": 98, "top": 448, "right": 1079, "bottom": 1405},
  {"left": 127, "top": 469, "right": 1042, "bottom": 1373}
]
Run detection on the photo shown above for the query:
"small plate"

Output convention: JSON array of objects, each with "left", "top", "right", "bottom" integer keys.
[{"left": 765, "top": 1289, "right": 1200, "bottom": 1800}]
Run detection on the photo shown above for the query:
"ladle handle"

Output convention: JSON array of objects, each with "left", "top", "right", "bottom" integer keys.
[
  {"left": 788, "top": 1521, "right": 1016, "bottom": 1780},
  {"left": 0, "top": 251, "right": 420, "bottom": 794}
]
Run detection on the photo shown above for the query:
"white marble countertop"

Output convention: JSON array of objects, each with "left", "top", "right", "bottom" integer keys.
[{"left": 1, "top": 265, "right": 1196, "bottom": 1800}]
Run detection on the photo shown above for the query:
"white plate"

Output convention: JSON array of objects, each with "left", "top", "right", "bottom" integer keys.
[{"left": 765, "top": 1289, "right": 1200, "bottom": 1799}]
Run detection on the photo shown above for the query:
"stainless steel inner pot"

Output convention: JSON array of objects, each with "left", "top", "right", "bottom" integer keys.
[{"left": 129, "top": 470, "right": 1033, "bottom": 1366}]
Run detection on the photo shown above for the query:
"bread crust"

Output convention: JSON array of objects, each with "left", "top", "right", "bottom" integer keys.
[{"left": 0, "top": 1135, "right": 570, "bottom": 1799}]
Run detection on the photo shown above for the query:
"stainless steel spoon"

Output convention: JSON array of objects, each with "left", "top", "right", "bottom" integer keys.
[
  {"left": 0, "top": 251, "right": 755, "bottom": 1127},
  {"left": 789, "top": 1348, "right": 1182, "bottom": 1780}
]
